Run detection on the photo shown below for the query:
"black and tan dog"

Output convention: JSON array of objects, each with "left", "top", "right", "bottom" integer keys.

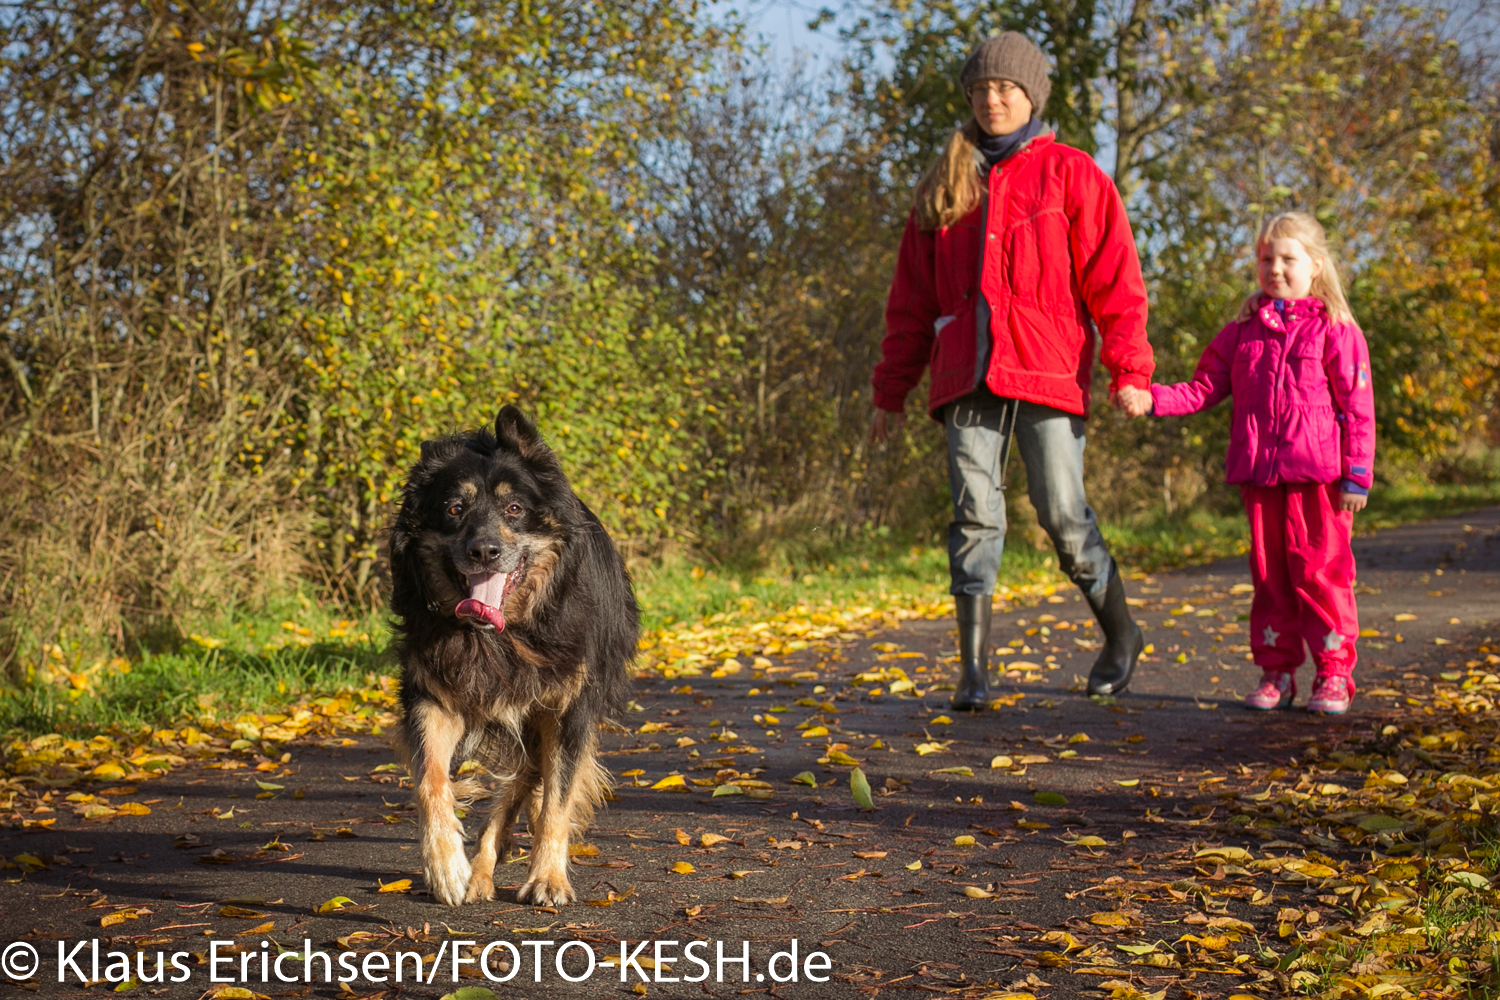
[{"left": 389, "top": 406, "right": 637, "bottom": 906}]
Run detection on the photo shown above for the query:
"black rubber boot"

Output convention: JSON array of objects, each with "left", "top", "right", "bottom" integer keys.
[
  {"left": 950, "top": 594, "right": 993, "bottom": 711},
  {"left": 1085, "top": 562, "right": 1144, "bottom": 697}
]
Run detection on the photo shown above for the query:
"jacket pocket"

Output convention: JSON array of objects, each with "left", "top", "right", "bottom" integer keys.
[
  {"left": 1232, "top": 339, "right": 1264, "bottom": 375},
  {"left": 1286, "top": 347, "right": 1329, "bottom": 395},
  {"left": 1283, "top": 402, "right": 1341, "bottom": 482},
  {"left": 935, "top": 216, "right": 983, "bottom": 306},
  {"left": 1224, "top": 411, "right": 1256, "bottom": 484},
  {"left": 931, "top": 307, "right": 978, "bottom": 380},
  {"left": 1004, "top": 300, "right": 1083, "bottom": 377},
  {"left": 1007, "top": 208, "right": 1071, "bottom": 298}
]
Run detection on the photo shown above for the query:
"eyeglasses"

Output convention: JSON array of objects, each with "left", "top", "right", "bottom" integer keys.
[{"left": 968, "top": 80, "right": 1022, "bottom": 100}]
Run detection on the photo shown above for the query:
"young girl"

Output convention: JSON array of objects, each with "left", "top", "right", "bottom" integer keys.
[{"left": 1124, "top": 212, "right": 1375, "bottom": 714}]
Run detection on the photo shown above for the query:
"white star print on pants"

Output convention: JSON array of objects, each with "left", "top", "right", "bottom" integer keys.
[
  {"left": 1262, "top": 625, "right": 1280, "bottom": 646},
  {"left": 1324, "top": 630, "right": 1344, "bottom": 652}
]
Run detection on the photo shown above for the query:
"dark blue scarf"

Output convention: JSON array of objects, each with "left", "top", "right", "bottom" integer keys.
[{"left": 975, "top": 117, "right": 1045, "bottom": 170}]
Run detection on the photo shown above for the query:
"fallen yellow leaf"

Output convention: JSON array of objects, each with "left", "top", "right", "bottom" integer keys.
[
  {"left": 1039, "top": 931, "right": 1083, "bottom": 952},
  {"left": 671, "top": 861, "right": 695, "bottom": 874},
  {"left": 377, "top": 879, "right": 412, "bottom": 893}
]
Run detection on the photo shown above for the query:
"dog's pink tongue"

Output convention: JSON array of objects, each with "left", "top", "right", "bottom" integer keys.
[{"left": 456, "top": 573, "right": 507, "bottom": 631}]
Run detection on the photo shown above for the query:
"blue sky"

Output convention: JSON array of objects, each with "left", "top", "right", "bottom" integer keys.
[
  {"left": 718, "top": 1, "right": 1122, "bottom": 174},
  {"left": 726, "top": 0, "right": 845, "bottom": 74}
]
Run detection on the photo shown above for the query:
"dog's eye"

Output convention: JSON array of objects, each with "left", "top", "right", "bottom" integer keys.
[
  {"left": 447, "top": 502, "right": 464, "bottom": 517},
  {"left": 505, "top": 503, "right": 522, "bottom": 516}
]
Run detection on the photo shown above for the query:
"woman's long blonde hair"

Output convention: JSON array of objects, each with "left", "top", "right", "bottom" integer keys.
[
  {"left": 1238, "top": 211, "right": 1354, "bottom": 323},
  {"left": 913, "top": 119, "right": 984, "bottom": 231}
]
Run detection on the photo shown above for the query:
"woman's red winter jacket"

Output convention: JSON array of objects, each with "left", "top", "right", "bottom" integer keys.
[{"left": 872, "top": 133, "right": 1154, "bottom": 418}]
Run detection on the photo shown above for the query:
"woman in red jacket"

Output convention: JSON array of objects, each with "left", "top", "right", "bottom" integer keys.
[{"left": 870, "top": 33, "right": 1156, "bottom": 710}]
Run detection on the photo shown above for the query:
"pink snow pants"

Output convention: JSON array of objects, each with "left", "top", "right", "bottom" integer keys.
[{"left": 1241, "top": 482, "right": 1359, "bottom": 678}]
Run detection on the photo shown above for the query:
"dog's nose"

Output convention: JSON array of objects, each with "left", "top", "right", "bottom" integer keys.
[{"left": 468, "top": 540, "right": 502, "bottom": 565}]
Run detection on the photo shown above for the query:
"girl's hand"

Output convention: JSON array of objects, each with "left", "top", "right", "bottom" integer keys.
[{"left": 1341, "top": 491, "right": 1367, "bottom": 513}]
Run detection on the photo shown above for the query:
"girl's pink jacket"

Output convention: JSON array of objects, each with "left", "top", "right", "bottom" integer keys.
[{"left": 1150, "top": 296, "right": 1375, "bottom": 491}]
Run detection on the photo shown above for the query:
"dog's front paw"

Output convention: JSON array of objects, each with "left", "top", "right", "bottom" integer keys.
[
  {"left": 423, "top": 832, "right": 472, "bottom": 907},
  {"left": 516, "top": 872, "right": 575, "bottom": 907},
  {"left": 464, "top": 869, "right": 496, "bottom": 903}
]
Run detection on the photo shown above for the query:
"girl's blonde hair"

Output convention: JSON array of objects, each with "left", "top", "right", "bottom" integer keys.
[
  {"left": 913, "top": 119, "right": 984, "bottom": 231},
  {"left": 1238, "top": 211, "right": 1354, "bottom": 323}
]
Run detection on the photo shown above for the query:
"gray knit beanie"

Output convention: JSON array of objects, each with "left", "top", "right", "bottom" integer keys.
[{"left": 959, "top": 33, "right": 1051, "bottom": 118}]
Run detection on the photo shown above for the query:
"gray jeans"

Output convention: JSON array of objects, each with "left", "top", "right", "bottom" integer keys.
[{"left": 944, "top": 390, "right": 1114, "bottom": 597}]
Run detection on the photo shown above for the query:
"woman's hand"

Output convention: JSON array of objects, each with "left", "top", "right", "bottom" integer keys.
[
  {"left": 871, "top": 407, "right": 906, "bottom": 443},
  {"left": 1341, "top": 491, "right": 1367, "bottom": 514},
  {"left": 1115, "top": 385, "right": 1153, "bottom": 418}
]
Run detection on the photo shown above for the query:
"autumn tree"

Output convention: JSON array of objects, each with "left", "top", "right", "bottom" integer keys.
[{"left": 0, "top": 0, "right": 726, "bottom": 667}]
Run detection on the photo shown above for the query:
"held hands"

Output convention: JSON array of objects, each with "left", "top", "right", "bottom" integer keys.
[
  {"left": 1114, "top": 384, "right": 1153, "bottom": 419},
  {"left": 1341, "top": 491, "right": 1367, "bottom": 514},
  {"left": 870, "top": 407, "right": 907, "bottom": 443}
]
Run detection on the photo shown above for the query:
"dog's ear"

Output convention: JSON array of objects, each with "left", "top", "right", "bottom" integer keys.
[
  {"left": 494, "top": 405, "right": 543, "bottom": 458},
  {"left": 419, "top": 439, "right": 443, "bottom": 464}
]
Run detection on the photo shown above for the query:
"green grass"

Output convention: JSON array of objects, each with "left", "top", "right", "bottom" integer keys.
[
  {"left": 3, "top": 479, "right": 1497, "bottom": 740},
  {"left": 1, "top": 643, "right": 385, "bottom": 738},
  {"left": 633, "top": 535, "right": 1062, "bottom": 631},
  {"left": 1, "top": 589, "right": 390, "bottom": 738},
  {"left": 1105, "top": 507, "right": 1251, "bottom": 572}
]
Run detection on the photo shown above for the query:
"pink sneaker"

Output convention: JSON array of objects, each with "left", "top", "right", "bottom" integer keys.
[
  {"left": 1244, "top": 671, "right": 1296, "bottom": 711},
  {"left": 1307, "top": 674, "right": 1355, "bottom": 715}
]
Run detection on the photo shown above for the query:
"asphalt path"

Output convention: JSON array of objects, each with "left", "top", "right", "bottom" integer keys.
[{"left": 2, "top": 506, "right": 1497, "bottom": 1000}]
